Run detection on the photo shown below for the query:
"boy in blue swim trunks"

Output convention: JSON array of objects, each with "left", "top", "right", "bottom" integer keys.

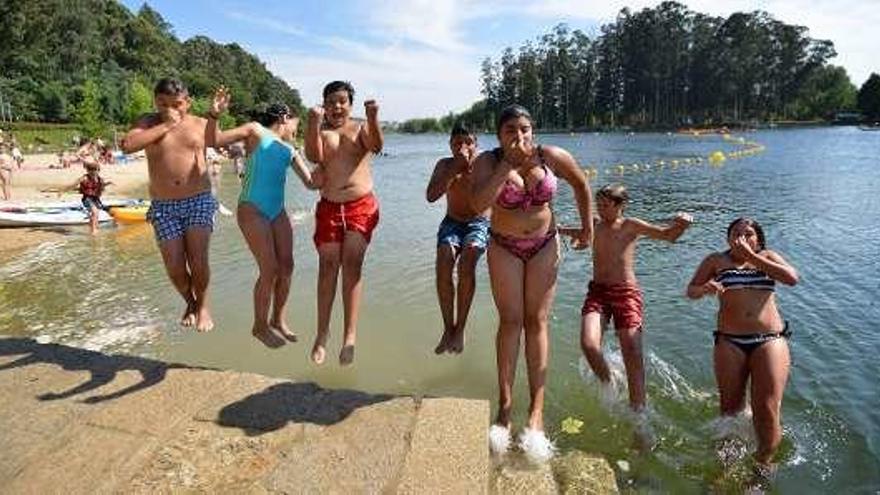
[
  {"left": 122, "top": 78, "right": 218, "bottom": 332},
  {"left": 426, "top": 124, "right": 490, "bottom": 354}
]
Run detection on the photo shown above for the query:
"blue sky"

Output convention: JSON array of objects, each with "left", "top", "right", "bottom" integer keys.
[{"left": 120, "top": 0, "right": 877, "bottom": 121}]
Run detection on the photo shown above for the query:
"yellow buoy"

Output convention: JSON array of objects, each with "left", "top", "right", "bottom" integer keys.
[{"left": 709, "top": 151, "right": 726, "bottom": 164}]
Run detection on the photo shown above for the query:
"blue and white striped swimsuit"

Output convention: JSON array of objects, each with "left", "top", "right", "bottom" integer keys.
[{"left": 714, "top": 268, "right": 776, "bottom": 292}]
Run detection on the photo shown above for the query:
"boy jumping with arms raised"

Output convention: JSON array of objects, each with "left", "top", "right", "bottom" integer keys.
[
  {"left": 122, "top": 78, "right": 217, "bottom": 332},
  {"left": 426, "top": 124, "right": 489, "bottom": 354},
  {"left": 305, "top": 81, "right": 383, "bottom": 366},
  {"left": 562, "top": 184, "right": 692, "bottom": 411}
]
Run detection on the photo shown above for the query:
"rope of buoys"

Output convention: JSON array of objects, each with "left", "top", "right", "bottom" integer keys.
[{"left": 582, "top": 133, "right": 765, "bottom": 179}]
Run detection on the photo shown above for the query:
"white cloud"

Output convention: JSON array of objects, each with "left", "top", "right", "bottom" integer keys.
[
  {"left": 261, "top": 42, "right": 482, "bottom": 121},
  {"left": 368, "top": 0, "right": 471, "bottom": 52}
]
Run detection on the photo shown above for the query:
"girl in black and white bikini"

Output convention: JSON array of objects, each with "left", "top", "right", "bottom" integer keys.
[{"left": 686, "top": 217, "right": 799, "bottom": 470}]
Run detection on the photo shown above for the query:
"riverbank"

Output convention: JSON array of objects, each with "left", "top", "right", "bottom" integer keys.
[
  {"left": 0, "top": 153, "right": 149, "bottom": 257},
  {"left": 0, "top": 337, "right": 617, "bottom": 493}
]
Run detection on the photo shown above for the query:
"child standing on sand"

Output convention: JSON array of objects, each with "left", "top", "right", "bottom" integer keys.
[
  {"left": 42, "top": 160, "right": 113, "bottom": 235},
  {"left": 122, "top": 78, "right": 217, "bottom": 333},
  {"left": 305, "top": 81, "right": 383, "bottom": 366},
  {"left": 77, "top": 161, "right": 112, "bottom": 235},
  {"left": 562, "top": 184, "right": 692, "bottom": 411}
]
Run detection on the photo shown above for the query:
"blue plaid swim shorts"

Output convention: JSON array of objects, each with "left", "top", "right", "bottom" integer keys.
[
  {"left": 436, "top": 215, "right": 490, "bottom": 252},
  {"left": 146, "top": 191, "right": 217, "bottom": 242}
]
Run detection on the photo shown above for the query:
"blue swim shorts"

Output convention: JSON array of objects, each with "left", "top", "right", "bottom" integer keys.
[
  {"left": 436, "top": 215, "right": 490, "bottom": 252},
  {"left": 146, "top": 191, "right": 217, "bottom": 242},
  {"left": 81, "top": 195, "right": 104, "bottom": 211}
]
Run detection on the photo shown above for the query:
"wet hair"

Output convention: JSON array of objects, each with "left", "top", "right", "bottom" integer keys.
[
  {"left": 323, "top": 81, "right": 355, "bottom": 104},
  {"left": 257, "top": 103, "right": 291, "bottom": 127},
  {"left": 726, "top": 217, "right": 766, "bottom": 251},
  {"left": 597, "top": 184, "right": 629, "bottom": 205},
  {"left": 153, "top": 78, "right": 188, "bottom": 97},
  {"left": 450, "top": 123, "right": 475, "bottom": 140},
  {"left": 496, "top": 104, "right": 533, "bottom": 133}
]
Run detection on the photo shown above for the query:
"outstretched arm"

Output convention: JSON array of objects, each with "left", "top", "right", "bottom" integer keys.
[
  {"left": 632, "top": 213, "right": 693, "bottom": 242},
  {"left": 359, "top": 100, "right": 383, "bottom": 153},
  {"left": 544, "top": 145, "right": 593, "bottom": 249},
  {"left": 42, "top": 178, "right": 82, "bottom": 194},
  {"left": 211, "top": 122, "right": 258, "bottom": 149},
  {"left": 305, "top": 106, "right": 325, "bottom": 164}
]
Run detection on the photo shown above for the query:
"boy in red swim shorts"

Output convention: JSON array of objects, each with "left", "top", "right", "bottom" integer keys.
[
  {"left": 305, "top": 81, "right": 383, "bottom": 366},
  {"left": 562, "top": 184, "right": 692, "bottom": 411}
]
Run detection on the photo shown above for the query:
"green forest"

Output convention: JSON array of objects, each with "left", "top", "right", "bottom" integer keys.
[
  {"left": 0, "top": 0, "right": 302, "bottom": 136},
  {"left": 400, "top": 2, "right": 879, "bottom": 132},
  {"left": 2, "top": 1, "right": 878, "bottom": 138}
]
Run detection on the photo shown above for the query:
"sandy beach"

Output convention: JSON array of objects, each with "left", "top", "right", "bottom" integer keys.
[{"left": 0, "top": 153, "right": 150, "bottom": 257}]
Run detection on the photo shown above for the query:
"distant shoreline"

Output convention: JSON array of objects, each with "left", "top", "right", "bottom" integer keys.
[{"left": 388, "top": 119, "right": 851, "bottom": 135}]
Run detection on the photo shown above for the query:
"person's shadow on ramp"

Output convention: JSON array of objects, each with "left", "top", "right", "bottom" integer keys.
[{"left": 0, "top": 337, "right": 205, "bottom": 403}]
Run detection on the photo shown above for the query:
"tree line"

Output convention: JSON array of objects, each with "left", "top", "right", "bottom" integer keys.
[
  {"left": 401, "top": 2, "right": 879, "bottom": 132},
  {"left": 0, "top": 0, "right": 302, "bottom": 136}
]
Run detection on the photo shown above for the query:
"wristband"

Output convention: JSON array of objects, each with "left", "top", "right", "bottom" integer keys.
[{"left": 207, "top": 111, "right": 220, "bottom": 120}]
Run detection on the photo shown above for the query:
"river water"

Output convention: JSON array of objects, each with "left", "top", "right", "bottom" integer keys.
[{"left": 1, "top": 127, "right": 878, "bottom": 492}]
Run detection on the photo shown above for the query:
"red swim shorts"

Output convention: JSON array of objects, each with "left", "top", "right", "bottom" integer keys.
[
  {"left": 313, "top": 192, "right": 380, "bottom": 247},
  {"left": 581, "top": 281, "right": 644, "bottom": 331}
]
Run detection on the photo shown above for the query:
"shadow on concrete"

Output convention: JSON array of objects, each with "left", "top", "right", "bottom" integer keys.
[
  {"left": 218, "top": 382, "right": 395, "bottom": 435},
  {"left": 0, "top": 337, "right": 210, "bottom": 404}
]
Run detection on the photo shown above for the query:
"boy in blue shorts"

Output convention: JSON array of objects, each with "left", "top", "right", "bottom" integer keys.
[{"left": 426, "top": 124, "right": 490, "bottom": 354}]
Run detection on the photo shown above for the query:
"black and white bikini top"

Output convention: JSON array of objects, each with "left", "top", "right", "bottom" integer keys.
[{"left": 714, "top": 268, "right": 776, "bottom": 291}]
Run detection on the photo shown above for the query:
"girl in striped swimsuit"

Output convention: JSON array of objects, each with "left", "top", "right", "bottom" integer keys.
[{"left": 687, "top": 217, "right": 799, "bottom": 473}]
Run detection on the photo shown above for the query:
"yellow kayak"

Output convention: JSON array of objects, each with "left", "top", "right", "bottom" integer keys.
[{"left": 110, "top": 204, "right": 149, "bottom": 224}]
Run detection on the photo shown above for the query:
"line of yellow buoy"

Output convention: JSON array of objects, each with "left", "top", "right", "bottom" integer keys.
[{"left": 582, "top": 134, "right": 766, "bottom": 179}]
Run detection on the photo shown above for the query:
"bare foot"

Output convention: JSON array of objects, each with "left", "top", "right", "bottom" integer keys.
[
  {"left": 180, "top": 303, "right": 197, "bottom": 327},
  {"left": 434, "top": 330, "right": 451, "bottom": 354},
  {"left": 195, "top": 306, "right": 214, "bottom": 332},
  {"left": 270, "top": 318, "right": 298, "bottom": 343},
  {"left": 253, "top": 324, "right": 285, "bottom": 348},
  {"left": 448, "top": 329, "right": 465, "bottom": 354},
  {"left": 339, "top": 344, "right": 355, "bottom": 366},
  {"left": 311, "top": 341, "right": 327, "bottom": 365}
]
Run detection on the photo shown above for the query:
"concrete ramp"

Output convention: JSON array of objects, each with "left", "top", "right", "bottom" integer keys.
[{"left": 0, "top": 338, "right": 489, "bottom": 493}]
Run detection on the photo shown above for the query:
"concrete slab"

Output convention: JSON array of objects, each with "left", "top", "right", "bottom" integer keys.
[
  {"left": 397, "top": 398, "right": 490, "bottom": 494},
  {"left": 264, "top": 397, "right": 416, "bottom": 493}
]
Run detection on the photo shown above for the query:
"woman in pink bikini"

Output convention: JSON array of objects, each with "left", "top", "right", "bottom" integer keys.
[{"left": 471, "top": 105, "right": 593, "bottom": 461}]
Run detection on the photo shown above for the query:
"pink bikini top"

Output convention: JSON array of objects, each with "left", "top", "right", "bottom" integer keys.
[{"left": 495, "top": 146, "right": 558, "bottom": 210}]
